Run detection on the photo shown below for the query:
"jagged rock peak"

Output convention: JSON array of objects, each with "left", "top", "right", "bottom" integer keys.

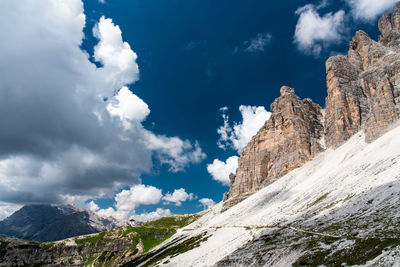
[
  {"left": 379, "top": 2, "right": 400, "bottom": 47},
  {"left": 224, "top": 86, "right": 324, "bottom": 209},
  {"left": 279, "top": 85, "right": 295, "bottom": 96},
  {"left": 325, "top": 3, "right": 400, "bottom": 147}
]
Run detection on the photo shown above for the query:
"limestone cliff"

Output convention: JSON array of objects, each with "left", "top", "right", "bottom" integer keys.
[
  {"left": 224, "top": 3, "right": 400, "bottom": 208},
  {"left": 224, "top": 86, "right": 324, "bottom": 207},
  {"left": 325, "top": 28, "right": 400, "bottom": 146}
]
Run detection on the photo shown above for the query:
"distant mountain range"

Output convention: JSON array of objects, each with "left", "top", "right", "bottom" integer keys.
[{"left": 0, "top": 204, "right": 121, "bottom": 241}]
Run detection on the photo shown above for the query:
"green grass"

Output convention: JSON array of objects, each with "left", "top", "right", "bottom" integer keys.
[
  {"left": 40, "top": 241, "right": 55, "bottom": 248},
  {"left": 130, "top": 235, "right": 139, "bottom": 250},
  {"left": 116, "top": 225, "right": 177, "bottom": 252},
  {"left": 74, "top": 213, "right": 202, "bottom": 266},
  {"left": 85, "top": 256, "right": 96, "bottom": 267},
  {"left": 143, "top": 214, "right": 200, "bottom": 229},
  {"left": 139, "top": 232, "right": 209, "bottom": 267},
  {"left": 75, "top": 232, "right": 106, "bottom": 245},
  {"left": 131, "top": 226, "right": 176, "bottom": 252}
]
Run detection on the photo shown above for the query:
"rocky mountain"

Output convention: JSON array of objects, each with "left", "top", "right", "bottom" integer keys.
[
  {"left": 2, "top": 2, "right": 400, "bottom": 266},
  {"left": 224, "top": 2, "right": 400, "bottom": 208},
  {"left": 223, "top": 86, "right": 325, "bottom": 208},
  {"left": 0, "top": 204, "right": 120, "bottom": 242},
  {"left": 138, "top": 121, "right": 400, "bottom": 266}
]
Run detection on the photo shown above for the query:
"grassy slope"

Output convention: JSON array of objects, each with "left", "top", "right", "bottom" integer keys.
[
  {"left": 74, "top": 214, "right": 201, "bottom": 266},
  {"left": 0, "top": 213, "right": 201, "bottom": 267}
]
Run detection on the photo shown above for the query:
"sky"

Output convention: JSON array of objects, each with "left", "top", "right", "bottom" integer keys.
[{"left": 0, "top": 0, "right": 396, "bottom": 221}]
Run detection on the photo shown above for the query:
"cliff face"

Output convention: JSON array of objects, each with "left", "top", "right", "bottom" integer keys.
[
  {"left": 224, "top": 3, "right": 400, "bottom": 208},
  {"left": 325, "top": 29, "right": 400, "bottom": 146},
  {"left": 224, "top": 86, "right": 324, "bottom": 207}
]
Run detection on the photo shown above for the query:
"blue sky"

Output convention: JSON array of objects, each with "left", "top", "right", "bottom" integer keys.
[{"left": 0, "top": 0, "right": 395, "bottom": 220}]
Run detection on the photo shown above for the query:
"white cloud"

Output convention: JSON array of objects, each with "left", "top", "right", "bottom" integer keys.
[
  {"left": 244, "top": 33, "right": 272, "bottom": 53},
  {"left": 61, "top": 194, "right": 101, "bottom": 211},
  {"left": 294, "top": 4, "right": 346, "bottom": 56},
  {"left": 0, "top": 0, "right": 205, "bottom": 209},
  {"left": 0, "top": 202, "right": 22, "bottom": 220},
  {"left": 217, "top": 106, "right": 271, "bottom": 153},
  {"left": 95, "top": 184, "right": 163, "bottom": 220},
  {"left": 198, "top": 198, "right": 216, "bottom": 210},
  {"left": 346, "top": 0, "right": 397, "bottom": 21},
  {"left": 162, "top": 188, "right": 195, "bottom": 206},
  {"left": 92, "top": 185, "right": 195, "bottom": 220},
  {"left": 144, "top": 133, "right": 206, "bottom": 173},
  {"left": 212, "top": 105, "right": 268, "bottom": 186},
  {"left": 93, "top": 16, "right": 139, "bottom": 92},
  {"left": 107, "top": 86, "right": 150, "bottom": 127},
  {"left": 207, "top": 156, "right": 239, "bottom": 185},
  {"left": 87, "top": 201, "right": 100, "bottom": 212},
  {"left": 133, "top": 208, "right": 171, "bottom": 222}
]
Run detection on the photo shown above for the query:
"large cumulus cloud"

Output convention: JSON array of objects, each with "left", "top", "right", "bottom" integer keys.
[{"left": 0, "top": 0, "right": 205, "bottom": 216}]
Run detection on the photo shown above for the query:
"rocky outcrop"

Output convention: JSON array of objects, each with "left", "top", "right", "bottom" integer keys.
[
  {"left": 0, "top": 230, "right": 140, "bottom": 267},
  {"left": 325, "top": 28, "right": 400, "bottom": 146},
  {"left": 224, "top": 86, "right": 324, "bottom": 208},
  {"left": 224, "top": 3, "right": 400, "bottom": 208}
]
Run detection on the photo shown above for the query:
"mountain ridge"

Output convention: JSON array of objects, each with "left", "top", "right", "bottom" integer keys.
[{"left": 0, "top": 204, "right": 121, "bottom": 242}]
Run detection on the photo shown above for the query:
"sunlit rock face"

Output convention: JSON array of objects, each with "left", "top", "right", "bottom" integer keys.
[
  {"left": 224, "top": 86, "right": 324, "bottom": 208},
  {"left": 224, "top": 3, "right": 400, "bottom": 209},
  {"left": 325, "top": 3, "right": 400, "bottom": 146}
]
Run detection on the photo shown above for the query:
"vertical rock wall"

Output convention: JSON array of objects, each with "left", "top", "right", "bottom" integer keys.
[{"left": 224, "top": 86, "right": 324, "bottom": 208}]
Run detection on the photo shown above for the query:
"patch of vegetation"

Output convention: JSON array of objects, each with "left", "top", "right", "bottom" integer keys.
[
  {"left": 134, "top": 226, "right": 176, "bottom": 252},
  {"left": 40, "top": 241, "right": 55, "bottom": 248},
  {"left": 75, "top": 231, "right": 106, "bottom": 245},
  {"left": 129, "top": 235, "right": 139, "bottom": 251},
  {"left": 84, "top": 256, "right": 96, "bottom": 267},
  {"left": 166, "top": 233, "right": 209, "bottom": 258},
  {"left": 127, "top": 232, "right": 209, "bottom": 267},
  {"left": 143, "top": 214, "right": 200, "bottom": 229},
  {"left": 293, "top": 237, "right": 400, "bottom": 267},
  {"left": 303, "top": 235, "right": 338, "bottom": 251},
  {"left": 307, "top": 193, "right": 329, "bottom": 208},
  {"left": 75, "top": 214, "right": 202, "bottom": 267}
]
